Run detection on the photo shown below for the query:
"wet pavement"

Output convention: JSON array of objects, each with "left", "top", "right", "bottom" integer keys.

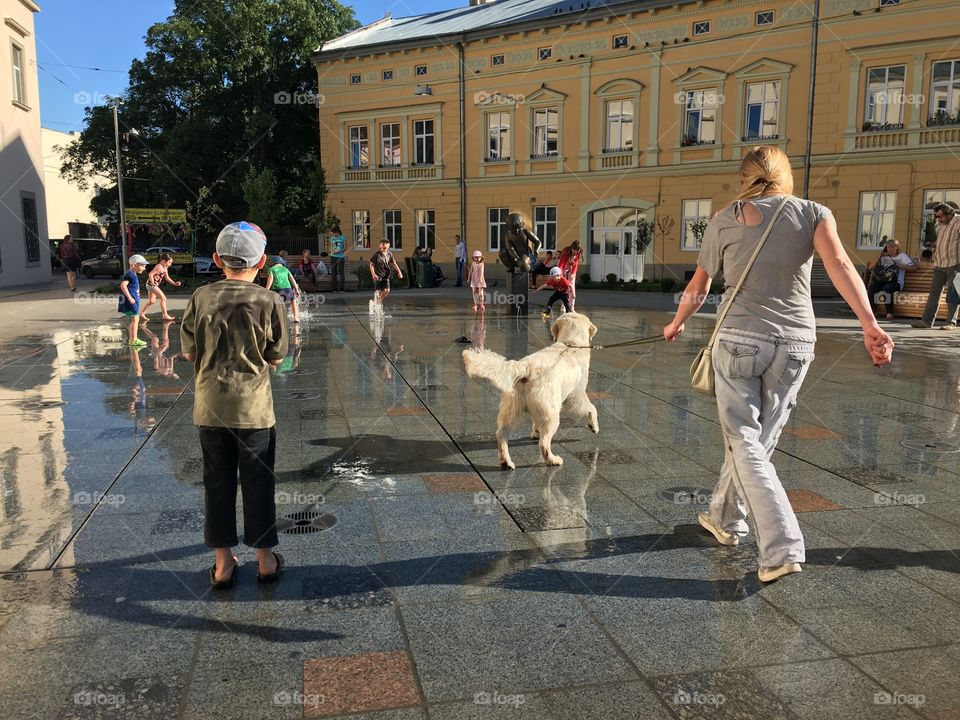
[{"left": 1, "top": 294, "right": 959, "bottom": 719}]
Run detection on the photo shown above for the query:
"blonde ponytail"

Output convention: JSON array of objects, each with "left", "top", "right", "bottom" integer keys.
[{"left": 734, "top": 145, "right": 794, "bottom": 202}]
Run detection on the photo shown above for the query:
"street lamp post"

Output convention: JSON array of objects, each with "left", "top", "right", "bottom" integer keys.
[{"left": 112, "top": 102, "right": 129, "bottom": 270}]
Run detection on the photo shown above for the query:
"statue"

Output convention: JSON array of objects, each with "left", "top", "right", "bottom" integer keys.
[{"left": 498, "top": 212, "right": 542, "bottom": 273}]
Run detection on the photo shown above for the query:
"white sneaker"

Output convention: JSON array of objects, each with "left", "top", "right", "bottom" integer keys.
[
  {"left": 758, "top": 563, "right": 802, "bottom": 583},
  {"left": 697, "top": 512, "right": 739, "bottom": 546}
]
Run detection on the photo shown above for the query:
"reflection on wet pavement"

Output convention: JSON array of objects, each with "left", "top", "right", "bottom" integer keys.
[{"left": 2, "top": 297, "right": 960, "bottom": 718}]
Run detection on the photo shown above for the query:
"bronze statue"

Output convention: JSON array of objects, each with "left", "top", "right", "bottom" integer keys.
[{"left": 498, "top": 212, "right": 542, "bottom": 273}]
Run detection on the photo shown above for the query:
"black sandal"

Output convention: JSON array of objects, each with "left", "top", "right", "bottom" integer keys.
[
  {"left": 210, "top": 560, "right": 238, "bottom": 590},
  {"left": 257, "top": 551, "right": 285, "bottom": 584}
]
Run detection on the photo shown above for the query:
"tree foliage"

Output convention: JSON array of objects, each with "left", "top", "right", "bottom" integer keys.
[{"left": 61, "top": 0, "right": 358, "bottom": 233}]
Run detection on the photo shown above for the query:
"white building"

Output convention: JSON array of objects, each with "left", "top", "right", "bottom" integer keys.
[
  {"left": 42, "top": 127, "right": 102, "bottom": 238},
  {"left": 0, "top": 0, "right": 50, "bottom": 288}
]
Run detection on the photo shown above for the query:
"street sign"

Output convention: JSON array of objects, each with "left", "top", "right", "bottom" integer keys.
[{"left": 125, "top": 208, "right": 187, "bottom": 223}]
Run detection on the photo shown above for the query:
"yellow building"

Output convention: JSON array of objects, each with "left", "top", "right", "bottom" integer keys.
[{"left": 313, "top": 0, "right": 960, "bottom": 283}]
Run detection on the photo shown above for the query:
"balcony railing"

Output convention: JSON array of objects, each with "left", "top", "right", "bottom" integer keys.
[
  {"left": 851, "top": 125, "right": 960, "bottom": 150},
  {"left": 340, "top": 165, "right": 439, "bottom": 182}
]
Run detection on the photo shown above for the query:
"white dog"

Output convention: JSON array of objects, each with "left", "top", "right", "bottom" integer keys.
[{"left": 462, "top": 312, "right": 599, "bottom": 469}]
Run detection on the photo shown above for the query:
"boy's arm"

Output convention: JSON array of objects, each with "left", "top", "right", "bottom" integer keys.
[
  {"left": 265, "top": 296, "right": 289, "bottom": 363},
  {"left": 265, "top": 271, "right": 274, "bottom": 290},
  {"left": 391, "top": 258, "right": 403, "bottom": 277},
  {"left": 179, "top": 295, "right": 197, "bottom": 361},
  {"left": 369, "top": 262, "right": 377, "bottom": 277},
  {"left": 119, "top": 278, "right": 136, "bottom": 304}
]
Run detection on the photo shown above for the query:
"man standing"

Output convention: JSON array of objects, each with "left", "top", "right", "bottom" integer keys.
[
  {"left": 912, "top": 204, "right": 960, "bottom": 329},
  {"left": 454, "top": 234, "right": 466, "bottom": 287}
]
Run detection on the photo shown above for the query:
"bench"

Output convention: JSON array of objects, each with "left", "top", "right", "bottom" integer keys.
[{"left": 891, "top": 263, "right": 950, "bottom": 320}]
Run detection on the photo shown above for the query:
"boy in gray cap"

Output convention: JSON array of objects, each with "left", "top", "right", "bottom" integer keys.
[
  {"left": 180, "top": 221, "right": 288, "bottom": 589},
  {"left": 118, "top": 254, "right": 148, "bottom": 346}
]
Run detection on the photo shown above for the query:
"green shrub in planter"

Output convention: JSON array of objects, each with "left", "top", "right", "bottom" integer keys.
[
  {"left": 660, "top": 277, "right": 676, "bottom": 293},
  {"left": 605, "top": 273, "right": 619, "bottom": 286},
  {"left": 356, "top": 265, "right": 373, "bottom": 289}
]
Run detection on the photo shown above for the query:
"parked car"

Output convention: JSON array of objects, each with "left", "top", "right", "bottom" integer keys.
[
  {"left": 80, "top": 245, "right": 122, "bottom": 278},
  {"left": 143, "top": 245, "right": 217, "bottom": 275}
]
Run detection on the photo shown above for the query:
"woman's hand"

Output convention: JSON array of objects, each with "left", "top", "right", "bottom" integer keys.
[
  {"left": 663, "top": 321, "right": 684, "bottom": 342},
  {"left": 863, "top": 322, "right": 894, "bottom": 367}
]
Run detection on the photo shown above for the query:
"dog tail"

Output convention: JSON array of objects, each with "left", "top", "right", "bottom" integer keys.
[{"left": 462, "top": 348, "right": 530, "bottom": 394}]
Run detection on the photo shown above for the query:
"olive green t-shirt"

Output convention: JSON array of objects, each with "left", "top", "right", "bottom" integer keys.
[{"left": 180, "top": 279, "right": 288, "bottom": 429}]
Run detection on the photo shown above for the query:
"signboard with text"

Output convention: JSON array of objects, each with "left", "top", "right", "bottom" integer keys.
[{"left": 125, "top": 208, "right": 187, "bottom": 223}]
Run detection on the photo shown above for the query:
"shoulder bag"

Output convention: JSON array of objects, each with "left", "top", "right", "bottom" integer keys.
[{"left": 690, "top": 195, "right": 790, "bottom": 396}]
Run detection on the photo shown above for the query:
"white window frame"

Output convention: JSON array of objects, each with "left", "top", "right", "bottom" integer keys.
[
  {"left": 486, "top": 112, "right": 511, "bottom": 161},
  {"left": 353, "top": 210, "right": 371, "bottom": 249},
  {"left": 613, "top": 34, "right": 629, "bottom": 49},
  {"left": 534, "top": 206, "right": 557, "bottom": 251},
  {"left": 929, "top": 59, "right": 960, "bottom": 123},
  {"left": 878, "top": 0, "right": 900, "bottom": 6},
  {"left": 857, "top": 192, "right": 897, "bottom": 249},
  {"left": 348, "top": 125, "right": 369, "bottom": 168},
  {"left": 350, "top": 74, "right": 361, "bottom": 85},
  {"left": 532, "top": 107, "right": 558, "bottom": 158},
  {"left": 492, "top": 54, "right": 504, "bottom": 66},
  {"left": 415, "top": 209, "right": 436, "bottom": 249},
  {"left": 693, "top": 21, "right": 711, "bottom": 36},
  {"left": 11, "top": 42, "right": 25, "bottom": 106},
  {"left": 488, "top": 208, "right": 508, "bottom": 251},
  {"left": 604, "top": 98, "right": 634, "bottom": 152},
  {"left": 683, "top": 89, "right": 719, "bottom": 146},
  {"left": 380, "top": 122, "right": 400, "bottom": 167},
  {"left": 382, "top": 69, "right": 393, "bottom": 81},
  {"left": 864, "top": 65, "right": 905, "bottom": 129},
  {"left": 538, "top": 47, "right": 552, "bottom": 61},
  {"left": 680, "top": 199, "right": 712, "bottom": 251},
  {"left": 384, "top": 210, "right": 402, "bottom": 249},
  {"left": 413, "top": 119, "right": 434, "bottom": 165},
  {"left": 755, "top": 10, "right": 775, "bottom": 25},
  {"left": 415, "top": 65, "right": 427, "bottom": 76},
  {"left": 743, "top": 80, "right": 780, "bottom": 141}
]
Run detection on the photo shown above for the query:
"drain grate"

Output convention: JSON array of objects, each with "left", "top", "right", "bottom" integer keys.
[
  {"left": 278, "top": 509, "right": 337, "bottom": 535},
  {"left": 900, "top": 438, "right": 960, "bottom": 454},
  {"left": 657, "top": 485, "right": 715, "bottom": 506}
]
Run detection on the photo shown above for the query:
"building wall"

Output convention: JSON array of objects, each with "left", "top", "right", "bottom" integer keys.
[
  {"left": 41, "top": 128, "right": 102, "bottom": 239},
  {"left": 0, "top": 0, "right": 50, "bottom": 288},
  {"left": 316, "top": 0, "right": 960, "bottom": 282}
]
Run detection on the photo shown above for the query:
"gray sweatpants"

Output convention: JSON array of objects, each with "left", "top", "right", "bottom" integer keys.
[{"left": 706, "top": 328, "right": 814, "bottom": 567}]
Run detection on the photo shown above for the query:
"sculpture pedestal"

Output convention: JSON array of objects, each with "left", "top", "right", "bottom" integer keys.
[{"left": 506, "top": 272, "right": 529, "bottom": 316}]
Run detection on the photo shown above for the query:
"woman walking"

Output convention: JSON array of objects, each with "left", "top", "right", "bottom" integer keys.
[
  {"left": 663, "top": 146, "right": 893, "bottom": 583},
  {"left": 59, "top": 235, "right": 81, "bottom": 292}
]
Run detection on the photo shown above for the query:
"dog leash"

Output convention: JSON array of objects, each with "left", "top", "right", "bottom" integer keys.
[{"left": 562, "top": 334, "right": 666, "bottom": 351}]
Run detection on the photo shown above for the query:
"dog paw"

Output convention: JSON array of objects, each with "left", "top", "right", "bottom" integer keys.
[
  {"left": 545, "top": 456, "right": 564, "bottom": 466},
  {"left": 500, "top": 461, "right": 516, "bottom": 471},
  {"left": 589, "top": 423, "right": 599, "bottom": 434}
]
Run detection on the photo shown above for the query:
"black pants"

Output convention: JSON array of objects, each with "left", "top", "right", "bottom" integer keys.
[
  {"left": 546, "top": 290, "right": 571, "bottom": 313},
  {"left": 868, "top": 279, "right": 901, "bottom": 315},
  {"left": 198, "top": 426, "right": 278, "bottom": 549},
  {"left": 331, "top": 257, "right": 346, "bottom": 291}
]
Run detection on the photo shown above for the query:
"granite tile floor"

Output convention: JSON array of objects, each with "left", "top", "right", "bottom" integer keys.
[{"left": 1, "top": 295, "right": 959, "bottom": 719}]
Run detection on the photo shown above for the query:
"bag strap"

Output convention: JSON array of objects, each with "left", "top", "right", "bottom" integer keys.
[{"left": 706, "top": 194, "right": 790, "bottom": 349}]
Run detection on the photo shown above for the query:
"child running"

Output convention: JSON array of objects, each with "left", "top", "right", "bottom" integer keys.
[
  {"left": 180, "top": 221, "right": 288, "bottom": 589},
  {"left": 140, "top": 252, "right": 181, "bottom": 323},
  {"left": 118, "top": 254, "right": 148, "bottom": 346},
  {"left": 532, "top": 266, "right": 573, "bottom": 318},
  {"left": 264, "top": 255, "right": 302, "bottom": 324},
  {"left": 469, "top": 250, "right": 486, "bottom": 311},
  {"left": 369, "top": 239, "right": 403, "bottom": 313}
]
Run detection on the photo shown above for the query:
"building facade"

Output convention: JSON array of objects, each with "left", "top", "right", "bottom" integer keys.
[
  {"left": 0, "top": 0, "right": 50, "bottom": 288},
  {"left": 41, "top": 127, "right": 104, "bottom": 239},
  {"left": 313, "top": 0, "right": 960, "bottom": 282}
]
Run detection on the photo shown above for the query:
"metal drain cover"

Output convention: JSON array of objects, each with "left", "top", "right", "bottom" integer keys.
[
  {"left": 277, "top": 510, "right": 337, "bottom": 535},
  {"left": 900, "top": 438, "right": 960, "bottom": 454},
  {"left": 657, "top": 485, "right": 715, "bottom": 506}
]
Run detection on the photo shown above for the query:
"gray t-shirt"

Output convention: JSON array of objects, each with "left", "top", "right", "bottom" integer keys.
[{"left": 697, "top": 194, "right": 832, "bottom": 343}]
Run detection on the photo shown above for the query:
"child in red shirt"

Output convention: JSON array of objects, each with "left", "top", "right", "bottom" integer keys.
[
  {"left": 140, "top": 253, "right": 181, "bottom": 323},
  {"left": 533, "top": 266, "right": 572, "bottom": 315}
]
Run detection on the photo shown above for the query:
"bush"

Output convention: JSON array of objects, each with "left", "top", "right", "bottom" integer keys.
[
  {"left": 660, "top": 277, "right": 676, "bottom": 293},
  {"left": 356, "top": 265, "right": 373, "bottom": 289},
  {"left": 605, "top": 272, "right": 619, "bottom": 286}
]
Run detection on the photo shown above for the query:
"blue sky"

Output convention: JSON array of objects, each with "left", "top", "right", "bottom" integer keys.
[{"left": 36, "top": 0, "right": 454, "bottom": 132}]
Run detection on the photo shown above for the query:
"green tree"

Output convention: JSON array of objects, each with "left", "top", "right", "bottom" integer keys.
[
  {"left": 241, "top": 167, "right": 281, "bottom": 228},
  {"left": 61, "top": 0, "right": 358, "bottom": 233}
]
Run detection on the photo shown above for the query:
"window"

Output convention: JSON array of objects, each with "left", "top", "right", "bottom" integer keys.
[
  {"left": 11, "top": 43, "right": 25, "bottom": 106},
  {"left": 858, "top": 192, "right": 897, "bottom": 248},
  {"left": 486, "top": 112, "right": 511, "bottom": 160},
  {"left": 613, "top": 34, "right": 629, "bottom": 49},
  {"left": 922, "top": 189, "right": 960, "bottom": 231},
  {"left": 538, "top": 47, "right": 552, "bottom": 61},
  {"left": 755, "top": 10, "right": 775, "bottom": 25},
  {"left": 680, "top": 199, "right": 712, "bottom": 251},
  {"left": 488, "top": 208, "right": 508, "bottom": 251},
  {"left": 381, "top": 122, "right": 400, "bottom": 166},
  {"left": 492, "top": 54, "right": 504, "bottom": 66},
  {"left": 415, "top": 209, "right": 435, "bottom": 249},
  {"left": 693, "top": 21, "right": 711, "bottom": 36},
  {"left": 534, "top": 206, "right": 557, "bottom": 251},
  {"left": 864, "top": 66, "right": 905, "bottom": 130},
  {"left": 351, "top": 74, "right": 361, "bottom": 85},
  {"left": 533, "top": 108, "right": 559, "bottom": 157},
  {"left": 879, "top": 0, "right": 900, "bottom": 6},
  {"left": 930, "top": 60, "right": 960, "bottom": 124},
  {"left": 744, "top": 81, "right": 780, "bottom": 140},
  {"left": 384, "top": 210, "right": 402, "bottom": 249},
  {"left": 682, "top": 90, "right": 719, "bottom": 145},
  {"left": 413, "top": 119, "right": 434, "bottom": 165},
  {"left": 383, "top": 70, "right": 393, "bottom": 81},
  {"left": 605, "top": 99, "right": 634, "bottom": 151},
  {"left": 353, "top": 210, "right": 371, "bottom": 249},
  {"left": 349, "top": 125, "right": 369, "bottom": 168},
  {"left": 21, "top": 194, "right": 40, "bottom": 266},
  {"left": 416, "top": 65, "right": 427, "bottom": 76}
]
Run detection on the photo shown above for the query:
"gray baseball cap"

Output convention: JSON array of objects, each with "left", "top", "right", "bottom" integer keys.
[
  {"left": 129, "top": 254, "right": 147, "bottom": 266},
  {"left": 216, "top": 221, "right": 266, "bottom": 269}
]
